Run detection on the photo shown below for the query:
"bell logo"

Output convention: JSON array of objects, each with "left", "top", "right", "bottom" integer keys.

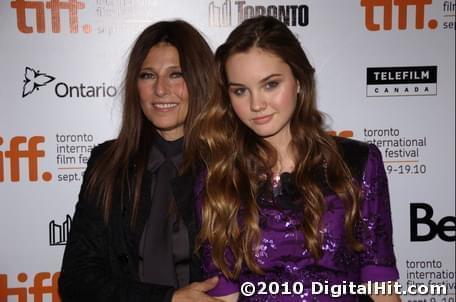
[
  {"left": 410, "top": 203, "right": 456, "bottom": 242},
  {"left": 10, "top": 0, "right": 90, "bottom": 34},
  {"left": 0, "top": 272, "right": 60, "bottom": 302},
  {"left": 360, "top": 0, "right": 438, "bottom": 31},
  {"left": 0, "top": 136, "right": 52, "bottom": 182}
]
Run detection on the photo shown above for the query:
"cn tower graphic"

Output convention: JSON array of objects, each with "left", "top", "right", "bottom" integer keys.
[
  {"left": 49, "top": 215, "right": 72, "bottom": 246},
  {"left": 209, "top": 0, "right": 232, "bottom": 27}
]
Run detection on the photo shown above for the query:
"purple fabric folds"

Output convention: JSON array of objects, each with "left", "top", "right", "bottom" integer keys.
[{"left": 196, "top": 144, "right": 399, "bottom": 301}]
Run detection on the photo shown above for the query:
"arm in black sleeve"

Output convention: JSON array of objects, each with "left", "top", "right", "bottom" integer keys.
[{"left": 58, "top": 142, "right": 175, "bottom": 302}]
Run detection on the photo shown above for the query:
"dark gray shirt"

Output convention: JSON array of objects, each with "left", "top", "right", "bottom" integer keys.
[{"left": 138, "top": 132, "right": 190, "bottom": 288}]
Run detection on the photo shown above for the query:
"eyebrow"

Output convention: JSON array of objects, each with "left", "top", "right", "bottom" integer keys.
[
  {"left": 227, "top": 73, "right": 282, "bottom": 86},
  {"left": 260, "top": 74, "right": 282, "bottom": 83},
  {"left": 140, "top": 65, "right": 181, "bottom": 72}
]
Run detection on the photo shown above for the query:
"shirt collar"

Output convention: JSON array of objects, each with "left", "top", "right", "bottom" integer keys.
[{"left": 147, "top": 143, "right": 183, "bottom": 173}]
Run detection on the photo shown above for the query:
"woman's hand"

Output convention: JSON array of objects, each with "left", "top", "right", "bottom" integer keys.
[
  {"left": 172, "top": 277, "right": 223, "bottom": 302},
  {"left": 215, "top": 292, "right": 239, "bottom": 302}
]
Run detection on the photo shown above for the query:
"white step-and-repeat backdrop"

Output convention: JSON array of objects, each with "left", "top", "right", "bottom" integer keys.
[{"left": 1, "top": 0, "right": 454, "bottom": 301}]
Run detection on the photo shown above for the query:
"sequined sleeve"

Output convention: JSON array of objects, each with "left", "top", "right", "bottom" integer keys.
[
  {"left": 194, "top": 170, "right": 239, "bottom": 296},
  {"left": 358, "top": 144, "right": 400, "bottom": 282}
]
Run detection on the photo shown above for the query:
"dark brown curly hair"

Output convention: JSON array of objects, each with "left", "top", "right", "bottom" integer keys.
[{"left": 193, "top": 16, "right": 363, "bottom": 279}]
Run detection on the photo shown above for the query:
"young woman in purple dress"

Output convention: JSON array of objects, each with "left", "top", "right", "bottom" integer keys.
[{"left": 191, "top": 16, "right": 401, "bottom": 302}]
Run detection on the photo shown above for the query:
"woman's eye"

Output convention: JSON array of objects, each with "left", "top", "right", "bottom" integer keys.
[
  {"left": 265, "top": 81, "right": 279, "bottom": 89},
  {"left": 170, "top": 71, "right": 183, "bottom": 78},
  {"left": 139, "top": 72, "right": 154, "bottom": 80},
  {"left": 231, "top": 87, "right": 247, "bottom": 96}
]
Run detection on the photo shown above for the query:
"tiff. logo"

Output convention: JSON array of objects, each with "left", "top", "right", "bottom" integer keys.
[
  {"left": 10, "top": 0, "right": 90, "bottom": 34},
  {"left": 0, "top": 136, "right": 52, "bottom": 182},
  {"left": 361, "top": 0, "right": 438, "bottom": 31},
  {"left": 49, "top": 215, "right": 71, "bottom": 246},
  {"left": 0, "top": 272, "right": 60, "bottom": 302}
]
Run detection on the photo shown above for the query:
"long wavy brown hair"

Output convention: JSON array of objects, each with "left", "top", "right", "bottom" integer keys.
[
  {"left": 194, "top": 16, "right": 363, "bottom": 279},
  {"left": 84, "top": 20, "right": 218, "bottom": 225}
]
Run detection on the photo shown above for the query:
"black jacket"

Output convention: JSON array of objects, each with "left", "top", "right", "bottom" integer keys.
[{"left": 58, "top": 141, "right": 202, "bottom": 302}]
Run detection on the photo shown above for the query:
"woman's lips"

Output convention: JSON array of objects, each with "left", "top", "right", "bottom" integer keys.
[
  {"left": 152, "top": 102, "right": 178, "bottom": 112},
  {"left": 252, "top": 114, "right": 273, "bottom": 125}
]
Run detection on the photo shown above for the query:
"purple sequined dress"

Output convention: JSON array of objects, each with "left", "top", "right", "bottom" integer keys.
[{"left": 196, "top": 144, "right": 399, "bottom": 301}]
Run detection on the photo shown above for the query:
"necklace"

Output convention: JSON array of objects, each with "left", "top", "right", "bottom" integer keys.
[{"left": 271, "top": 173, "right": 281, "bottom": 188}]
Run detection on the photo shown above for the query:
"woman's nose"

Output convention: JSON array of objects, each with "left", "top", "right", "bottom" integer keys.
[
  {"left": 250, "top": 93, "right": 267, "bottom": 112},
  {"left": 154, "top": 77, "right": 169, "bottom": 97}
]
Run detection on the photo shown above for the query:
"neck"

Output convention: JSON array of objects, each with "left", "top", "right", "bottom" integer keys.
[
  {"left": 156, "top": 127, "right": 184, "bottom": 141},
  {"left": 273, "top": 147, "right": 295, "bottom": 174},
  {"left": 265, "top": 130, "right": 295, "bottom": 174}
]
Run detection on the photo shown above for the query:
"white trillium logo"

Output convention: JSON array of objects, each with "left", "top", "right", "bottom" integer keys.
[{"left": 22, "top": 67, "right": 56, "bottom": 97}]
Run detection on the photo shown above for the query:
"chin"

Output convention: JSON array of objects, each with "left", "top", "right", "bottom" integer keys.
[
  {"left": 251, "top": 128, "right": 276, "bottom": 138},
  {"left": 148, "top": 116, "right": 181, "bottom": 129},
  {"left": 154, "top": 124, "right": 181, "bottom": 132}
]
